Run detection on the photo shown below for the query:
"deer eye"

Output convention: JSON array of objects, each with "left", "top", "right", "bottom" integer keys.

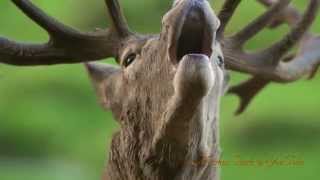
[
  {"left": 123, "top": 53, "right": 136, "bottom": 67},
  {"left": 217, "top": 55, "right": 224, "bottom": 68}
]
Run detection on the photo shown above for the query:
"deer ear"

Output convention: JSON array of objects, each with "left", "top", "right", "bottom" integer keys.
[{"left": 84, "top": 62, "right": 120, "bottom": 110}]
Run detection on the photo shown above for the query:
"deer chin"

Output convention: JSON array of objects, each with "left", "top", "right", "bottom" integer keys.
[{"left": 174, "top": 54, "right": 215, "bottom": 99}]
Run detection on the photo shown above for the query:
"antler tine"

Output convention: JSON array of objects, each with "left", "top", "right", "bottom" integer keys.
[
  {"left": 0, "top": 0, "right": 132, "bottom": 66},
  {"left": 257, "top": 0, "right": 320, "bottom": 80},
  {"left": 105, "top": 0, "right": 131, "bottom": 37},
  {"left": 258, "top": 0, "right": 301, "bottom": 27},
  {"left": 228, "top": 77, "right": 270, "bottom": 115},
  {"left": 231, "top": 0, "right": 290, "bottom": 46},
  {"left": 222, "top": 0, "right": 320, "bottom": 114},
  {"left": 12, "top": 0, "right": 81, "bottom": 38},
  {"left": 259, "top": 0, "right": 319, "bottom": 65},
  {"left": 224, "top": 0, "right": 319, "bottom": 77},
  {"left": 217, "top": 0, "right": 242, "bottom": 39},
  {"left": 12, "top": 0, "right": 131, "bottom": 39}
]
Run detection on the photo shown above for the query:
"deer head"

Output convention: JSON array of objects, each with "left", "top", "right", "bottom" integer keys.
[
  {"left": 85, "top": 0, "right": 226, "bottom": 178},
  {"left": 0, "top": 0, "right": 319, "bottom": 180}
]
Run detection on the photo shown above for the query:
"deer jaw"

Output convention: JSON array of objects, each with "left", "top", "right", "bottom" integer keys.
[{"left": 86, "top": 0, "right": 225, "bottom": 179}]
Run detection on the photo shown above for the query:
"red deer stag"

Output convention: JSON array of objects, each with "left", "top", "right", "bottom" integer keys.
[{"left": 0, "top": 0, "right": 319, "bottom": 179}]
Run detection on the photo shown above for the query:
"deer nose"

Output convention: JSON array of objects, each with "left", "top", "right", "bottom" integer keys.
[{"left": 165, "top": 0, "right": 217, "bottom": 64}]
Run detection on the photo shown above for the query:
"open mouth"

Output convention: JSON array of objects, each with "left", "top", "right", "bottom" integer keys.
[{"left": 171, "top": 5, "right": 214, "bottom": 63}]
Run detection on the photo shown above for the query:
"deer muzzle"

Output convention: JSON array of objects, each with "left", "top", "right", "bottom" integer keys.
[{"left": 166, "top": 0, "right": 218, "bottom": 64}]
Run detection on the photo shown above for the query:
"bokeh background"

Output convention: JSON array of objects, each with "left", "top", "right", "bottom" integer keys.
[{"left": 0, "top": 0, "right": 319, "bottom": 179}]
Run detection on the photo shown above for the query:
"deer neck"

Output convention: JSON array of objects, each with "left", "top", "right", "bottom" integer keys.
[
  {"left": 150, "top": 85, "right": 222, "bottom": 179},
  {"left": 105, "top": 56, "right": 223, "bottom": 180},
  {"left": 105, "top": 98, "right": 221, "bottom": 180}
]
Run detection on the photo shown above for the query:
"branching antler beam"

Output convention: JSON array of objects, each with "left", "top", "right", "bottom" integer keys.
[
  {"left": 231, "top": 0, "right": 290, "bottom": 47},
  {"left": 0, "top": 0, "right": 131, "bottom": 66},
  {"left": 221, "top": 0, "right": 320, "bottom": 114}
]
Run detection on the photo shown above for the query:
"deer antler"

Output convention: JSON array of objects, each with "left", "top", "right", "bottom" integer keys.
[
  {"left": 219, "top": 0, "right": 320, "bottom": 114},
  {"left": 0, "top": 0, "right": 131, "bottom": 66},
  {"left": 217, "top": 0, "right": 241, "bottom": 39}
]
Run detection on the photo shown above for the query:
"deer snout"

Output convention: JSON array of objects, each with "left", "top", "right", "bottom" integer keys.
[{"left": 165, "top": 0, "right": 218, "bottom": 65}]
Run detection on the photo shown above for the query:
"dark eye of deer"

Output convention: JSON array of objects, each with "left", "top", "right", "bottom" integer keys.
[
  {"left": 123, "top": 54, "right": 136, "bottom": 67},
  {"left": 217, "top": 55, "right": 224, "bottom": 68}
]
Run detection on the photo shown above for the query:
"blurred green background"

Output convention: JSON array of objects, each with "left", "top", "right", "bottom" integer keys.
[{"left": 0, "top": 0, "right": 319, "bottom": 180}]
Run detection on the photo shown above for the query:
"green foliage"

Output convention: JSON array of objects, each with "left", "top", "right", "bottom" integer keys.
[{"left": 0, "top": 0, "right": 319, "bottom": 179}]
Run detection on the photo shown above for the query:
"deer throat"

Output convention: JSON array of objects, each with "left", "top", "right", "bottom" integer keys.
[{"left": 151, "top": 62, "right": 222, "bottom": 179}]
